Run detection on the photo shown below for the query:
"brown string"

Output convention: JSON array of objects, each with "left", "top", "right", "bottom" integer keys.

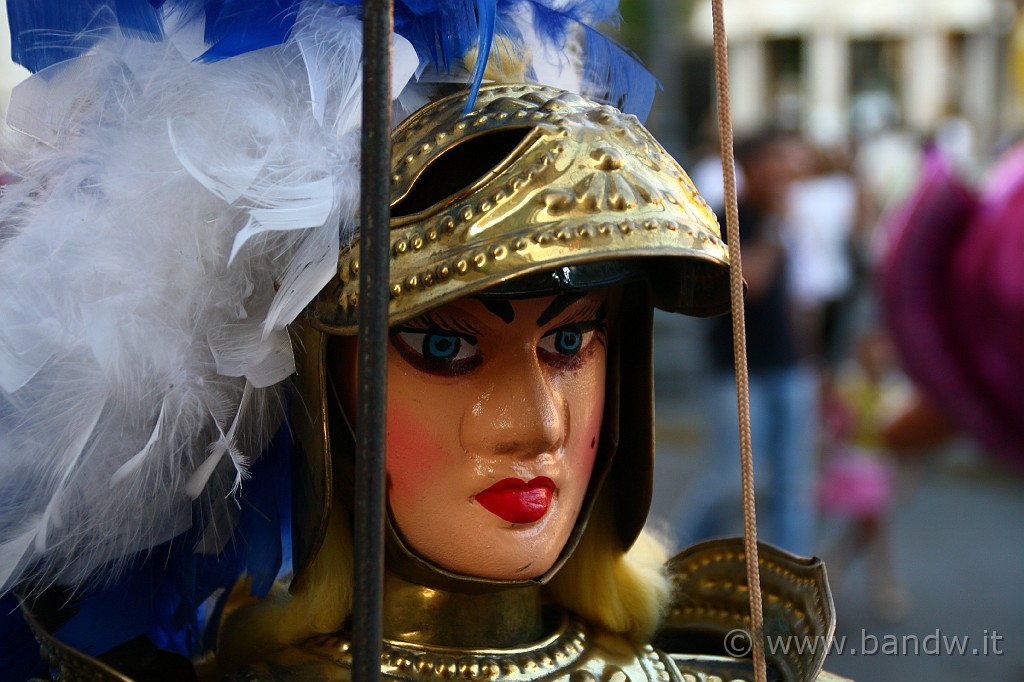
[{"left": 710, "top": 2, "right": 768, "bottom": 682}]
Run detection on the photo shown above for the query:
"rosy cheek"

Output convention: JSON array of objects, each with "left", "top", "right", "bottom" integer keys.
[{"left": 385, "top": 405, "right": 445, "bottom": 505}]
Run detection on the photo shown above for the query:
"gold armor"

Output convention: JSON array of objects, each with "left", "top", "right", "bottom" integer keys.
[
  {"left": 26, "top": 540, "right": 849, "bottom": 682},
  {"left": 312, "top": 84, "right": 731, "bottom": 334}
]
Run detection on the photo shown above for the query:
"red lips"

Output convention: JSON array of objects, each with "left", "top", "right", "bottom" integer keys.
[{"left": 475, "top": 477, "right": 555, "bottom": 523}]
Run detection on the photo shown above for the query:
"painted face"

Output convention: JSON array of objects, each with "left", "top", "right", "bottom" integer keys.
[{"left": 336, "top": 292, "right": 609, "bottom": 580}]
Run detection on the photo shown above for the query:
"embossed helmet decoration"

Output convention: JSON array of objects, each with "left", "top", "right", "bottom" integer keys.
[{"left": 313, "top": 84, "right": 731, "bottom": 333}]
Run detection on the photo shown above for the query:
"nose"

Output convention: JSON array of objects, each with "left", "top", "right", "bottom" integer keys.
[{"left": 460, "top": 355, "right": 566, "bottom": 458}]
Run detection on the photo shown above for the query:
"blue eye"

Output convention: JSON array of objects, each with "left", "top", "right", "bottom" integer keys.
[
  {"left": 392, "top": 328, "right": 480, "bottom": 376},
  {"left": 539, "top": 324, "right": 595, "bottom": 359},
  {"left": 424, "top": 333, "right": 461, "bottom": 361},
  {"left": 553, "top": 329, "right": 582, "bottom": 354}
]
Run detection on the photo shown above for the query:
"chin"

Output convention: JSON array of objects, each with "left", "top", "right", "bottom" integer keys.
[{"left": 430, "top": 536, "right": 561, "bottom": 581}]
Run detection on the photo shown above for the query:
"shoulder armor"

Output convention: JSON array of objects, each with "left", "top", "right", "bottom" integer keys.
[
  {"left": 19, "top": 596, "right": 132, "bottom": 681},
  {"left": 19, "top": 593, "right": 200, "bottom": 682},
  {"left": 656, "top": 538, "right": 838, "bottom": 682}
]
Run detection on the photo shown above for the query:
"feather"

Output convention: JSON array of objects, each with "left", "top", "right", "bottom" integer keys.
[
  {"left": 515, "top": 0, "right": 656, "bottom": 118},
  {"left": 0, "top": 3, "right": 416, "bottom": 595},
  {"left": 195, "top": 0, "right": 303, "bottom": 62},
  {"left": 185, "top": 380, "right": 254, "bottom": 499},
  {"left": 7, "top": 0, "right": 655, "bottom": 117},
  {"left": 0, "top": 318, "right": 61, "bottom": 393},
  {"left": 0, "top": 526, "right": 37, "bottom": 594},
  {"left": 35, "top": 398, "right": 106, "bottom": 554},
  {"left": 6, "top": 2, "right": 123, "bottom": 73},
  {"left": 0, "top": 0, "right": 652, "bottom": 618},
  {"left": 230, "top": 177, "right": 337, "bottom": 261},
  {"left": 464, "top": 0, "right": 497, "bottom": 113},
  {"left": 110, "top": 400, "right": 170, "bottom": 487}
]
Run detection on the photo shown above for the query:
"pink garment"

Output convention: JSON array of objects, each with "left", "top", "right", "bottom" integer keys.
[
  {"left": 881, "top": 146, "right": 1024, "bottom": 471},
  {"left": 819, "top": 447, "right": 894, "bottom": 519}
]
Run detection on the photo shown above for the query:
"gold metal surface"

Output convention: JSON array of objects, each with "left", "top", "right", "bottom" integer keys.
[
  {"left": 312, "top": 84, "right": 730, "bottom": 334},
  {"left": 222, "top": 614, "right": 851, "bottom": 681},
  {"left": 659, "top": 539, "right": 836, "bottom": 682},
  {"left": 19, "top": 596, "right": 133, "bottom": 682},
  {"left": 20, "top": 571, "right": 850, "bottom": 681},
  {"left": 226, "top": 609, "right": 682, "bottom": 681},
  {"left": 288, "top": 320, "right": 334, "bottom": 595},
  {"left": 380, "top": 571, "right": 544, "bottom": 648}
]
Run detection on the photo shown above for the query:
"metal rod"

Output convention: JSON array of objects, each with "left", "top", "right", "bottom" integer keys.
[{"left": 353, "top": 0, "right": 393, "bottom": 676}]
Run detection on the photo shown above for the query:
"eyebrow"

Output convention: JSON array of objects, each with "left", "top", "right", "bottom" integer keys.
[
  {"left": 481, "top": 300, "right": 515, "bottom": 324},
  {"left": 536, "top": 294, "right": 585, "bottom": 326},
  {"left": 402, "top": 310, "right": 482, "bottom": 338}
]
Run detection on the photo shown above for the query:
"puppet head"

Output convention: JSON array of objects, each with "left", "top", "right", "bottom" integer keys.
[{"left": 290, "top": 83, "right": 731, "bottom": 590}]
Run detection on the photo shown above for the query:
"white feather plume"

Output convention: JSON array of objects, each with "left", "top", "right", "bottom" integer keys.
[
  {"left": 0, "top": 0, "right": 599, "bottom": 596},
  {"left": 0, "top": 3, "right": 418, "bottom": 593}
]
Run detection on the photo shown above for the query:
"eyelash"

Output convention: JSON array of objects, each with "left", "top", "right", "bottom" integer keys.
[
  {"left": 391, "top": 317, "right": 607, "bottom": 377},
  {"left": 538, "top": 320, "right": 606, "bottom": 371},
  {"left": 390, "top": 326, "right": 481, "bottom": 377}
]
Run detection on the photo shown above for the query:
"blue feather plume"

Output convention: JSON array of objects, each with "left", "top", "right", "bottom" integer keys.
[
  {"left": 39, "top": 425, "right": 291, "bottom": 660},
  {"left": 194, "top": 0, "right": 303, "bottom": 62},
  {"left": 6, "top": 0, "right": 655, "bottom": 118},
  {"left": 511, "top": 0, "right": 656, "bottom": 118}
]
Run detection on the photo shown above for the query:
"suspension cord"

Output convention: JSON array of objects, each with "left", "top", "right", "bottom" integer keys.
[{"left": 710, "top": 2, "right": 768, "bottom": 681}]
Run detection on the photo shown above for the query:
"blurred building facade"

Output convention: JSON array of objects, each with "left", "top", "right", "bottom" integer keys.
[
  {"left": 1, "top": 1, "right": 1018, "bottom": 156},
  {"left": 680, "top": 0, "right": 1015, "bottom": 151}
]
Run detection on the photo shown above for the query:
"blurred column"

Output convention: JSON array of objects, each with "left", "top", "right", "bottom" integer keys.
[
  {"left": 645, "top": 0, "right": 686, "bottom": 157},
  {"left": 962, "top": 28, "right": 999, "bottom": 150},
  {"left": 903, "top": 29, "right": 949, "bottom": 132},
  {"left": 730, "top": 38, "right": 766, "bottom": 135},
  {"left": 805, "top": 30, "right": 849, "bottom": 145}
]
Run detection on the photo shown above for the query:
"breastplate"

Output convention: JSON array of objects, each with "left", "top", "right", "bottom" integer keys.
[{"left": 23, "top": 539, "right": 853, "bottom": 682}]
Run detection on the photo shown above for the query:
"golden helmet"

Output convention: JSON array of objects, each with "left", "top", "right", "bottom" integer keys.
[{"left": 292, "top": 83, "right": 731, "bottom": 586}]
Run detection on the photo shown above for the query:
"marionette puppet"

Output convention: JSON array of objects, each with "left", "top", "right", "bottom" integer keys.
[{"left": 0, "top": 2, "right": 844, "bottom": 681}]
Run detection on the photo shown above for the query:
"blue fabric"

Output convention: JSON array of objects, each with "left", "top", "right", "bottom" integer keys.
[
  {"left": 6, "top": 0, "right": 655, "bottom": 119},
  {"left": 39, "top": 424, "right": 292, "bottom": 660},
  {"left": 0, "top": 592, "right": 49, "bottom": 680}
]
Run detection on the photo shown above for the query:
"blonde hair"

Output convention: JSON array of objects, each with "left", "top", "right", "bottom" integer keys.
[
  {"left": 544, "top": 492, "right": 672, "bottom": 641},
  {"left": 215, "top": 491, "right": 672, "bottom": 668},
  {"left": 215, "top": 504, "right": 354, "bottom": 671}
]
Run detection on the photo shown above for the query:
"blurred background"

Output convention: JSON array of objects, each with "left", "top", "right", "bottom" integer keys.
[
  {"left": 622, "top": 1, "right": 1024, "bottom": 681},
  {"left": 1, "top": 1, "right": 1021, "bottom": 681}
]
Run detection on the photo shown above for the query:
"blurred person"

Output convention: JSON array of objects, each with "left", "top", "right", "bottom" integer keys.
[
  {"left": 853, "top": 127, "right": 924, "bottom": 242},
  {"left": 785, "top": 143, "right": 863, "bottom": 366},
  {"left": 687, "top": 124, "right": 744, "bottom": 216},
  {"left": 818, "top": 328, "right": 911, "bottom": 622},
  {"left": 673, "top": 128, "right": 819, "bottom": 556}
]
